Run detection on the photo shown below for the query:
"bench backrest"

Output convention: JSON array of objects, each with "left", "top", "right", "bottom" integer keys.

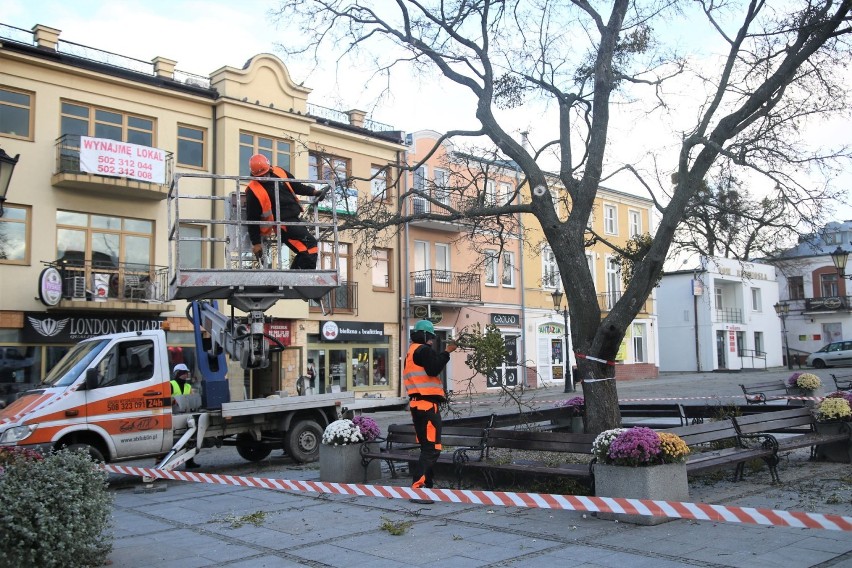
[
  {"left": 445, "top": 408, "right": 571, "bottom": 429},
  {"left": 619, "top": 403, "right": 685, "bottom": 421},
  {"left": 832, "top": 374, "right": 852, "bottom": 391},
  {"left": 665, "top": 418, "right": 738, "bottom": 446},
  {"left": 732, "top": 407, "right": 814, "bottom": 436},
  {"left": 681, "top": 403, "right": 796, "bottom": 422},
  {"left": 483, "top": 428, "right": 596, "bottom": 454},
  {"left": 385, "top": 423, "right": 486, "bottom": 448},
  {"left": 740, "top": 381, "right": 789, "bottom": 403}
]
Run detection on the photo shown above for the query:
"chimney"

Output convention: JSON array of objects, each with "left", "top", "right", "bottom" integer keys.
[
  {"left": 347, "top": 109, "right": 367, "bottom": 128},
  {"left": 152, "top": 57, "right": 177, "bottom": 79},
  {"left": 32, "top": 25, "right": 61, "bottom": 51}
]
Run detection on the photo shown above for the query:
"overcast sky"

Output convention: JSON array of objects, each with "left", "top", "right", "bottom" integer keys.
[{"left": 6, "top": 0, "right": 852, "bottom": 227}]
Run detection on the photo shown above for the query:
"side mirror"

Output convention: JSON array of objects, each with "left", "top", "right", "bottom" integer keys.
[{"left": 85, "top": 368, "right": 100, "bottom": 391}]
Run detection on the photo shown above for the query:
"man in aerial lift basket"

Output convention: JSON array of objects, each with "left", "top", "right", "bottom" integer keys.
[{"left": 245, "top": 154, "right": 324, "bottom": 270}]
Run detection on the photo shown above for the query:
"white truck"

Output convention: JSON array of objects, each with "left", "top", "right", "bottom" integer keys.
[{"left": 0, "top": 328, "right": 405, "bottom": 468}]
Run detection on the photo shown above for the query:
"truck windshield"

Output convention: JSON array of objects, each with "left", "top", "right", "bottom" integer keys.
[{"left": 41, "top": 339, "right": 110, "bottom": 388}]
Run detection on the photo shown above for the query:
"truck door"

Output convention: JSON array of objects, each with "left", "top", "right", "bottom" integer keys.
[{"left": 86, "top": 338, "right": 171, "bottom": 458}]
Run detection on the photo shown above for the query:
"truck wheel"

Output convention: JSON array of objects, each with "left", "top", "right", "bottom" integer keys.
[
  {"left": 235, "top": 434, "right": 272, "bottom": 462},
  {"left": 285, "top": 420, "right": 323, "bottom": 463},
  {"left": 65, "top": 443, "right": 105, "bottom": 463}
]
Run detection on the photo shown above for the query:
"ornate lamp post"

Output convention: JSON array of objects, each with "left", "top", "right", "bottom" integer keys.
[
  {"left": 0, "top": 146, "right": 20, "bottom": 218},
  {"left": 550, "top": 287, "right": 574, "bottom": 392},
  {"left": 773, "top": 301, "right": 793, "bottom": 370}
]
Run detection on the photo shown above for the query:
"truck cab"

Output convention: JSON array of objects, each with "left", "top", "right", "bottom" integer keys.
[{"left": 0, "top": 330, "right": 173, "bottom": 462}]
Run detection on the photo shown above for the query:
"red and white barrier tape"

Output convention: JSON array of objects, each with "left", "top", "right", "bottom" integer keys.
[{"left": 103, "top": 464, "right": 852, "bottom": 532}]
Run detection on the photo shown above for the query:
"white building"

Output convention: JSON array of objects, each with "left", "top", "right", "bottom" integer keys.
[
  {"left": 658, "top": 257, "right": 782, "bottom": 372},
  {"left": 766, "top": 221, "right": 852, "bottom": 358}
]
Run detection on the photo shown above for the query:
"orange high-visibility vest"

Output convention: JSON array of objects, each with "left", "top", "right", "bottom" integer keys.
[
  {"left": 402, "top": 343, "right": 445, "bottom": 399},
  {"left": 245, "top": 166, "right": 301, "bottom": 236}
]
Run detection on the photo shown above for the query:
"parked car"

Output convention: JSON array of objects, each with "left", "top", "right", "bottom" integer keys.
[{"left": 805, "top": 340, "right": 852, "bottom": 368}]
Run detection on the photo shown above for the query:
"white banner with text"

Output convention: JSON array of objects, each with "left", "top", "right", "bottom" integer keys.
[{"left": 79, "top": 136, "right": 166, "bottom": 184}]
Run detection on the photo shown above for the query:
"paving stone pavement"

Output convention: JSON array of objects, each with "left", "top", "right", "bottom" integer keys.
[{"left": 106, "top": 368, "right": 852, "bottom": 567}]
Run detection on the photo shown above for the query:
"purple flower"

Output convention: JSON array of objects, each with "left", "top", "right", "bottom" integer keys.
[
  {"left": 555, "top": 397, "right": 585, "bottom": 415},
  {"left": 826, "top": 391, "right": 852, "bottom": 405},
  {"left": 352, "top": 415, "right": 381, "bottom": 441},
  {"left": 787, "top": 372, "right": 803, "bottom": 388},
  {"left": 607, "top": 427, "right": 662, "bottom": 466}
]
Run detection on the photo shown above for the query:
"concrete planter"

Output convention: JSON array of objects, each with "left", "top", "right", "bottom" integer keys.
[
  {"left": 786, "top": 387, "right": 818, "bottom": 408},
  {"left": 595, "top": 462, "right": 689, "bottom": 526},
  {"left": 814, "top": 422, "right": 852, "bottom": 463},
  {"left": 319, "top": 442, "right": 381, "bottom": 483}
]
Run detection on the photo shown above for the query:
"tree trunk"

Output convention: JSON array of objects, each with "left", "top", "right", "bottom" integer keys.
[{"left": 576, "top": 355, "right": 621, "bottom": 435}]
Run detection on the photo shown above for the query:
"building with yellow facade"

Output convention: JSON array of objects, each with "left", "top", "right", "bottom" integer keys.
[{"left": 0, "top": 23, "right": 405, "bottom": 405}]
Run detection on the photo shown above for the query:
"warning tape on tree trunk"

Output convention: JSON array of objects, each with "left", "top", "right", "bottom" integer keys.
[{"left": 102, "top": 465, "right": 852, "bottom": 532}]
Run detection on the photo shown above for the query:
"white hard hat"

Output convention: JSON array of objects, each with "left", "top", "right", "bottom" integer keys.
[{"left": 173, "top": 363, "right": 190, "bottom": 375}]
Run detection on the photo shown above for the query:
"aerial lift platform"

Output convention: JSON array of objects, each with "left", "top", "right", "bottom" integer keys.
[{"left": 167, "top": 172, "right": 340, "bottom": 313}]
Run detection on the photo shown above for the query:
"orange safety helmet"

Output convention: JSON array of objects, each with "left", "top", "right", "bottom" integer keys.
[{"left": 249, "top": 154, "right": 271, "bottom": 176}]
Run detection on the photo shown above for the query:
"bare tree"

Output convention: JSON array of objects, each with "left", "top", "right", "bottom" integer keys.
[
  {"left": 273, "top": 0, "right": 852, "bottom": 433},
  {"left": 671, "top": 165, "right": 842, "bottom": 260}
]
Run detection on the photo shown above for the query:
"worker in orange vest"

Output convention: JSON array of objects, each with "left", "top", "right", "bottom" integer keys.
[
  {"left": 245, "top": 154, "right": 323, "bottom": 269},
  {"left": 402, "top": 319, "right": 457, "bottom": 504}
]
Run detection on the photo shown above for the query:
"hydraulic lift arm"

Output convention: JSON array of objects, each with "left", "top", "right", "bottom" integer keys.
[{"left": 188, "top": 300, "right": 275, "bottom": 370}]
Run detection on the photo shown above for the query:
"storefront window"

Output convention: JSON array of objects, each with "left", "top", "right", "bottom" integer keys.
[{"left": 308, "top": 341, "right": 391, "bottom": 393}]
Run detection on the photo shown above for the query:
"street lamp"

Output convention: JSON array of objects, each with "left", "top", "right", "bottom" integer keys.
[
  {"left": 550, "top": 287, "right": 574, "bottom": 392},
  {"left": 0, "top": 146, "right": 20, "bottom": 218},
  {"left": 773, "top": 301, "right": 793, "bottom": 370},
  {"left": 830, "top": 246, "right": 851, "bottom": 280}
]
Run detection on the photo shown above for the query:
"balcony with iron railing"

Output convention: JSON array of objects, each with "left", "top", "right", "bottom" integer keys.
[
  {"left": 51, "top": 134, "right": 174, "bottom": 199},
  {"left": 310, "top": 282, "right": 358, "bottom": 315},
  {"left": 409, "top": 270, "right": 481, "bottom": 303},
  {"left": 595, "top": 291, "right": 651, "bottom": 314},
  {"left": 714, "top": 307, "right": 744, "bottom": 323},
  {"left": 408, "top": 190, "right": 474, "bottom": 232},
  {"left": 47, "top": 259, "right": 172, "bottom": 312}
]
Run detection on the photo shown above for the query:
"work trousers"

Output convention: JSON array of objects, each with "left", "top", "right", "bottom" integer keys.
[
  {"left": 277, "top": 219, "right": 318, "bottom": 270},
  {"left": 409, "top": 399, "right": 442, "bottom": 489}
]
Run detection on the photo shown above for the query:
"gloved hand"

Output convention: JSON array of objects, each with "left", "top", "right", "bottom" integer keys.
[{"left": 252, "top": 243, "right": 263, "bottom": 258}]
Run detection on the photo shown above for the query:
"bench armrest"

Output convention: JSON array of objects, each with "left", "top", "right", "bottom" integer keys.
[{"left": 737, "top": 432, "right": 778, "bottom": 454}]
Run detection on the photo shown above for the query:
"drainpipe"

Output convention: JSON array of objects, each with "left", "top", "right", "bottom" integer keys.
[
  {"left": 515, "top": 163, "right": 527, "bottom": 387},
  {"left": 400, "top": 141, "right": 411, "bottom": 397},
  {"left": 209, "top": 102, "right": 218, "bottom": 267}
]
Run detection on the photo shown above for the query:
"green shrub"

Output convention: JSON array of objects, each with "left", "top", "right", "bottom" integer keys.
[{"left": 0, "top": 448, "right": 113, "bottom": 567}]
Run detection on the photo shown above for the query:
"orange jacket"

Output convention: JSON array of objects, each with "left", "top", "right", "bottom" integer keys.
[
  {"left": 402, "top": 343, "right": 446, "bottom": 400},
  {"left": 245, "top": 166, "right": 301, "bottom": 237}
]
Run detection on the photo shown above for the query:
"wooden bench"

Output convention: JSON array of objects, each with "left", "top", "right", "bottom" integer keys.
[
  {"left": 732, "top": 406, "right": 852, "bottom": 463},
  {"left": 445, "top": 407, "right": 572, "bottom": 430},
  {"left": 460, "top": 428, "right": 598, "bottom": 491},
  {"left": 666, "top": 418, "right": 778, "bottom": 482},
  {"left": 681, "top": 403, "right": 802, "bottom": 426},
  {"left": 619, "top": 403, "right": 686, "bottom": 428},
  {"left": 360, "top": 423, "right": 488, "bottom": 486},
  {"left": 832, "top": 373, "right": 852, "bottom": 391},
  {"left": 739, "top": 380, "right": 791, "bottom": 404}
]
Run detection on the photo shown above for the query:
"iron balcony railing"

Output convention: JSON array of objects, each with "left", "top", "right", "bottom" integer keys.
[
  {"left": 311, "top": 281, "right": 358, "bottom": 314},
  {"left": 410, "top": 270, "right": 481, "bottom": 302},
  {"left": 714, "top": 307, "right": 744, "bottom": 323},
  {"left": 54, "top": 134, "right": 174, "bottom": 185},
  {"left": 49, "top": 259, "right": 170, "bottom": 303},
  {"left": 595, "top": 291, "right": 651, "bottom": 313}
]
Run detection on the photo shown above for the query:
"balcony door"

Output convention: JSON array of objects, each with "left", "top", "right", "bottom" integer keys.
[{"left": 413, "top": 240, "right": 430, "bottom": 297}]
